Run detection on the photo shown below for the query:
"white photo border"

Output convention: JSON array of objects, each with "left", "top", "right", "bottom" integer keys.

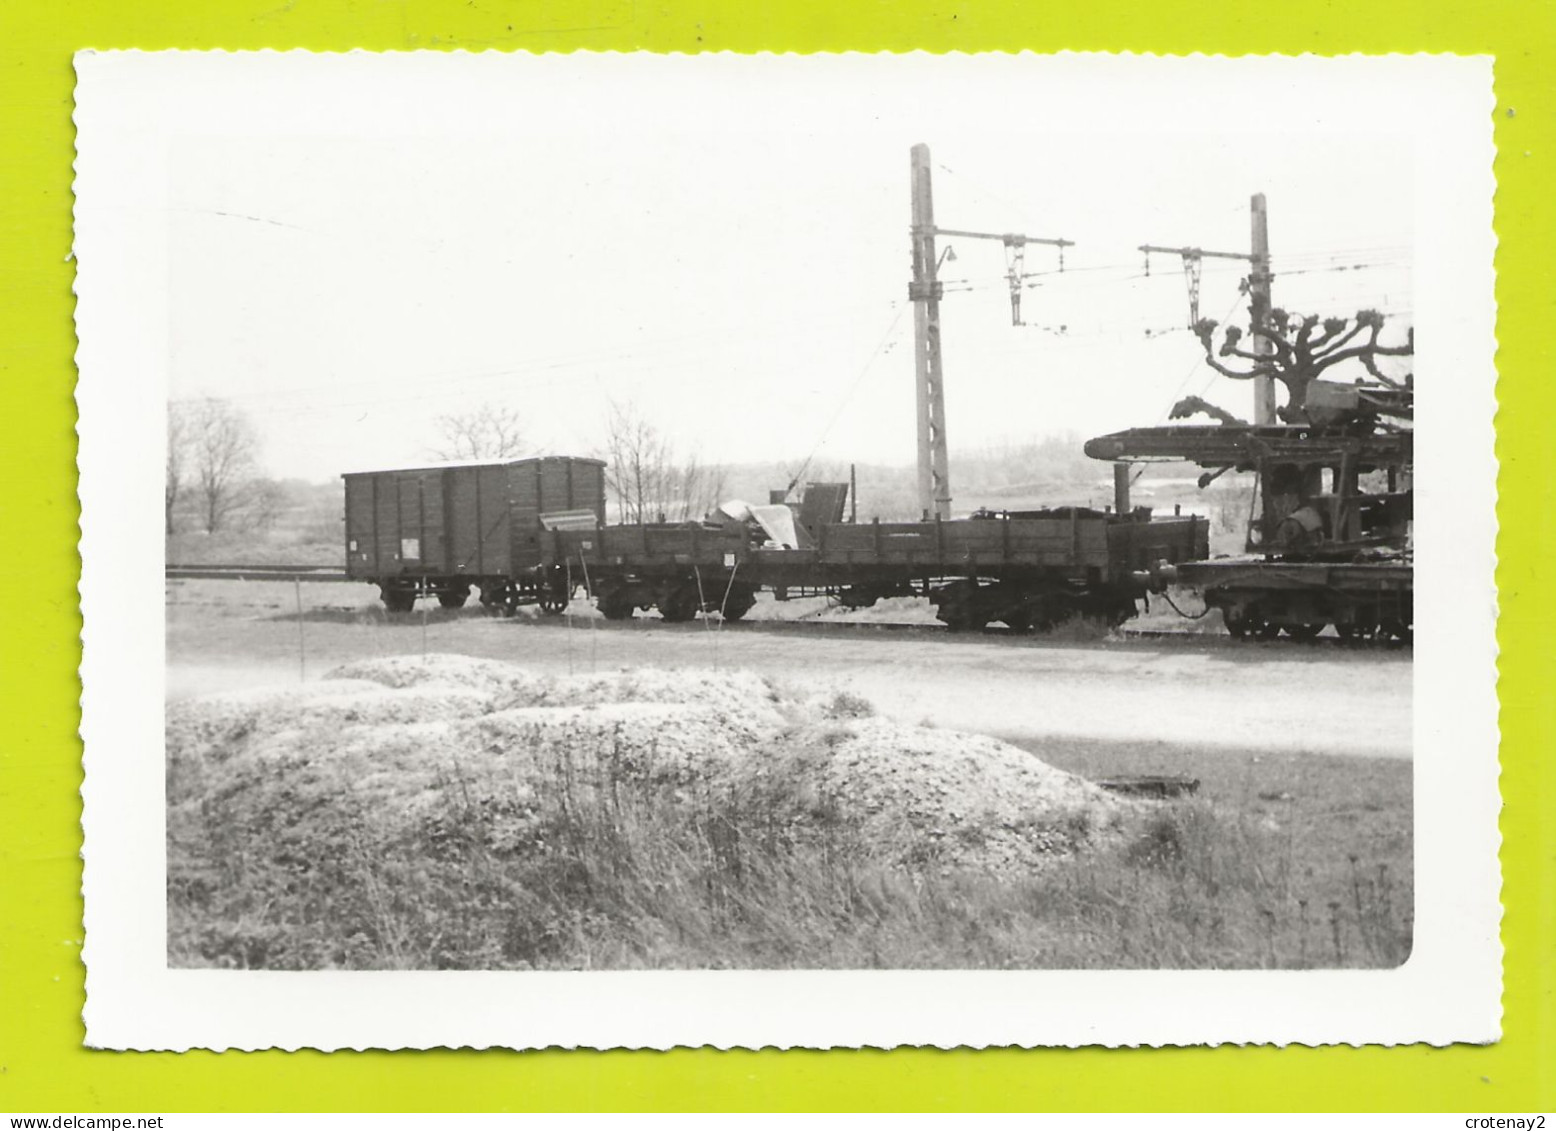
[{"left": 74, "top": 50, "right": 1500, "bottom": 1050}]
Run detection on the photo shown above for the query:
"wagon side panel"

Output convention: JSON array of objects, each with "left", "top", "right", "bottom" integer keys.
[
  {"left": 505, "top": 460, "right": 543, "bottom": 571},
  {"left": 374, "top": 473, "right": 405, "bottom": 575},
  {"left": 475, "top": 464, "right": 513, "bottom": 576},
  {"left": 342, "top": 474, "right": 379, "bottom": 580},
  {"left": 444, "top": 466, "right": 496, "bottom": 577},
  {"left": 392, "top": 470, "right": 448, "bottom": 575}
]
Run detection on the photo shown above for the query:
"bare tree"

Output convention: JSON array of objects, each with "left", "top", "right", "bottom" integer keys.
[
  {"left": 432, "top": 402, "right": 527, "bottom": 461},
  {"left": 672, "top": 451, "right": 727, "bottom": 524},
  {"left": 1193, "top": 308, "right": 1413, "bottom": 421},
  {"left": 166, "top": 402, "right": 188, "bottom": 535},
  {"left": 181, "top": 397, "right": 262, "bottom": 534},
  {"left": 601, "top": 399, "right": 724, "bottom": 524},
  {"left": 247, "top": 478, "right": 288, "bottom": 532}
]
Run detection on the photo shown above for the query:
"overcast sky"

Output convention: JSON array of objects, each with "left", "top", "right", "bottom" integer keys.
[{"left": 155, "top": 54, "right": 1417, "bottom": 483}]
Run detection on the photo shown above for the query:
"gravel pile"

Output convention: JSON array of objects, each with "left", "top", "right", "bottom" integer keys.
[{"left": 166, "top": 653, "right": 1129, "bottom": 875}]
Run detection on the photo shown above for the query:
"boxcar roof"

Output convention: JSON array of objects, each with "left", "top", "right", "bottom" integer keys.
[{"left": 341, "top": 455, "right": 606, "bottom": 476}]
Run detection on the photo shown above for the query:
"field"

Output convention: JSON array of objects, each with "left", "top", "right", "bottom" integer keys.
[{"left": 166, "top": 577, "right": 1412, "bottom": 970}]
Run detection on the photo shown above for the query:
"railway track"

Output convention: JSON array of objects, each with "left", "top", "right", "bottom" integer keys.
[
  {"left": 525, "top": 613, "right": 1395, "bottom": 650},
  {"left": 168, "top": 565, "right": 1407, "bottom": 649},
  {"left": 167, "top": 564, "right": 351, "bottom": 583}
]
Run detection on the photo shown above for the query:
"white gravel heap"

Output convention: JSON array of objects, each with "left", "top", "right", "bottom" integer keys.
[{"left": 166, "top": 653, "right": 1128, "bottom": 874}]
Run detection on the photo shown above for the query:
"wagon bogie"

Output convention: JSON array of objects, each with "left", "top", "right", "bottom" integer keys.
[
  {"left": 718, "top": 584, "right": 760, "bottom": 621},
  {"left": 592, "top": 578, "right": 640, "bottom": 620},
  {"left": 478, "top": 581, "right": 513, "bottom": 614},
  {"left": 926, "top": 577, "right": 1139, "bottom": 634},
  {"left": 378, "top": 582, "right": 418, "bottom": 615},
  {"left": 1198, "top": 573, "right": 1412, "bottom": 643}
]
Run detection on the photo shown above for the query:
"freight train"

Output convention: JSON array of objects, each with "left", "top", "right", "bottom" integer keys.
[
  {"left": 341, "top": 456, "right": 1208, "bottom": 632},
  {"left": 342, "top": 370, "right": 1411, "bottom": 642}
]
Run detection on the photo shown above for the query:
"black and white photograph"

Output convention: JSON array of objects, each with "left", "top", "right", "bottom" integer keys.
[{"left": 73, "top": 51, "right": 1499, "bottom": 1050}]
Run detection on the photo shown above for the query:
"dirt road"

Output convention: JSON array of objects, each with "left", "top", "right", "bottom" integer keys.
[{"left": 167, "top": 580, "right": 1411, "bottom": 759}]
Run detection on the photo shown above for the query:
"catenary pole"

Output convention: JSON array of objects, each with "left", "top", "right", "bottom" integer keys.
[
  {"left": 1250, "top": 193, "right": 1276, "bottom": 425},
  {"left": 908, "top": 147, "right": 1073, "bottom": 520},
  {"left": 909, "top": 144, "right": 950, "bottom": 520}
]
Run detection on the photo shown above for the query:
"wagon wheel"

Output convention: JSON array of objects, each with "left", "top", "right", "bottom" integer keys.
[
  {"left": 1099, "top": 597, "right": 1138, "bottom": 628},
  {"left": 933, "top": 581, "right": 986, "bottom": 633},
  {"left": 719, "top": 586, "right": 758, "bottom": 622},
  {"left": 1233, "top": 602, "right": 1279, "bottom": 641},
  {"left": 380, "top": 587, "right": 416, "bottom": 614},
  {"left": 597, "top": 592, "right": 636, "bottom": 620},
  {"left": 1030, "top": 591, "right": 1079, "bottom": 633},
  {"left": 438, "top": 586, "right": 470, "bottom": 610},
  {"left": 658, "top": 584, "right": 701, "bottom": 623},
  {"left": 537, "top": 590, "right": 569, "bottom": 616},
  {"left": 1222, "top": 606, "right": 1250, "bottom": 639},
  {"left": 1284, "top": 622, "right": 1324, "bottom": 641}
]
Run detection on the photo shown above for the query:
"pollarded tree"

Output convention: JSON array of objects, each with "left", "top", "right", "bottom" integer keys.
[{"left": 1192, "top": 308, "right": 1413, "bottom": 421}]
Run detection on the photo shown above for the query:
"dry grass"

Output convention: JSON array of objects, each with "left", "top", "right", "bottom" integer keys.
[{"left": 1010, "top": 734, "right": 1413, "bottom": 969}]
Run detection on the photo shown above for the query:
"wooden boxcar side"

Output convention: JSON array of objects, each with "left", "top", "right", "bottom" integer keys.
[
  {"left": 344, "top": 469, "right": 450, "bottom": 579},
  {"left": 441, "top": 463, "right": 515, "bottom": 576},
  {"left": 343, "top": 457, "right": 606, "bottom": 583},
  {"left": 509, "top": 458, "right": 607, "bottom": 570}
]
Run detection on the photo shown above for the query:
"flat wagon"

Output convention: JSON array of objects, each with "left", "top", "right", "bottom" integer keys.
[{"left": 543, "top": 505, "right": 1208, "bottom": 632}]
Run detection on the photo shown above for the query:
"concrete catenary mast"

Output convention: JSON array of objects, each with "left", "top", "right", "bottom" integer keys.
[
  {"left": 908, "top": 144, "right": 950, "bottom": 521},
  {"left": 1248, "top": 193, "right": 1276, "bottom": 426},
  {"left": 908, "top": 144, "right": 1073, "bottom": 520}
]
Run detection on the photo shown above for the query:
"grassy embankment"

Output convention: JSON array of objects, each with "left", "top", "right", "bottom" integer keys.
[{"left": 167, "top": 672, "right": 1410, "bottom": 972}]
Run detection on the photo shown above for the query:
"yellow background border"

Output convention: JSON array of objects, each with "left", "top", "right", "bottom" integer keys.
[{"left": 2, "top": 0, "right": 1550, "bottom": 1112}]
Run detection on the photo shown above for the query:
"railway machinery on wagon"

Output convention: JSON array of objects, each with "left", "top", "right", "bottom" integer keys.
[
  {"left": 341, "top": 455, "right": 1208, "bottom": 633},
  {"left": 1085, "top": 379, "right": 1413, "bottom": 642}
]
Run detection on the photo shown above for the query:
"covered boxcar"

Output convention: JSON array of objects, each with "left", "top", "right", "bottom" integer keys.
[{"left": 342, "top": 456, "right": 606, "bottom": 612}]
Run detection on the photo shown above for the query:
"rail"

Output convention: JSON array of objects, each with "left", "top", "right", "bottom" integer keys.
[{"left": 166, "top": 564, "right": 351, "bottom": 583}]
